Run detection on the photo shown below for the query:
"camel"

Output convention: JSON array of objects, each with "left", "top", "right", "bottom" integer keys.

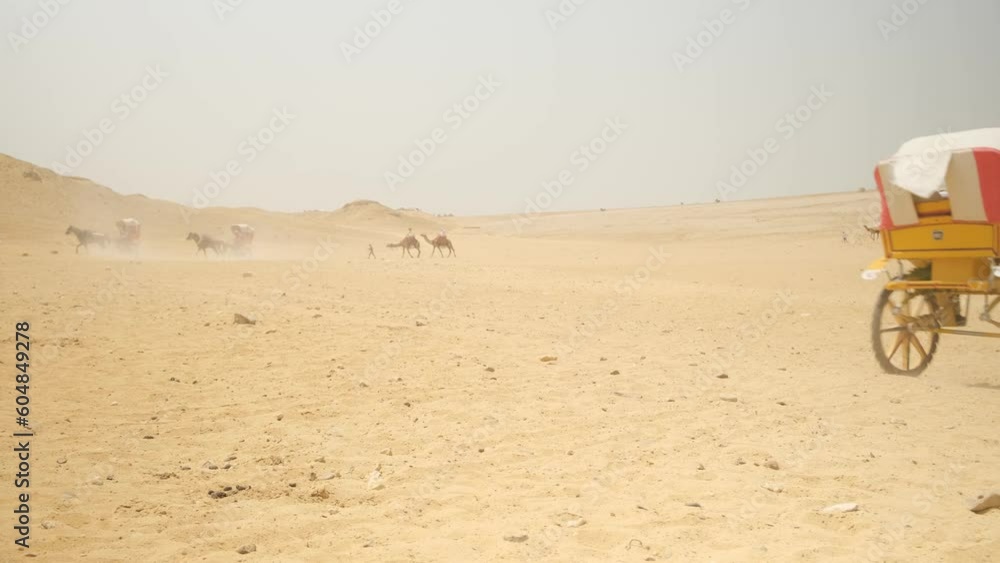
[
  {"left": 65, "top": 226, "right": 109, "bottom": 254},
  {"left": 387, "top": 235, "right": 421, "bottom": 257},
  {"left": 420, "top": 233, "right": 456, "bottom": 257},
  {"left": 864, "top": 225, "right": 881, "bottom": 240},
  {"left": 186, "top": 232, "right": 227, "bottom": 256}
]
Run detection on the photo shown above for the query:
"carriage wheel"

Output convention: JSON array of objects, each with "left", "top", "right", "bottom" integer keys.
[{"left": 871, "top": 288, "right": 940, "bottom": 376}]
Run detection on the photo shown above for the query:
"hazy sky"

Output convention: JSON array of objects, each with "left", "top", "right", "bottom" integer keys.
[{"left": 2, "top": 0, "right": 999, "bottom": 215}]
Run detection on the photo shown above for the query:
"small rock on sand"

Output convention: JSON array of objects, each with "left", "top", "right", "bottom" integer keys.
[
  {"left": 236, "top": 544, "right": 256, "bottom": 554},
  {"left": 540, "top": 356, "right": 558, "bottom": 363},
  {"left": 968, "top": 492, "right": 1000, "bottom": 514},
  {"left": 821, "top": 503, "right": 859, "bottom": 513},
  {"left": 720, "top": 395, "right": 738, "bottom": 403},
  {"left": 367, "top": 469, "right": 385, "bottom": 490},
  {"left": 764, "top": 460, "right": 780, "bottom": 470},
  {"left": 504, "top": 535, "right": 529, "bottom": 543},
  {"left": 762, "top": 483, "right": 784, "bottom": 493},
  {"left": 556, "top": 513, "right": 586, "bottom": 527},
  {"left": 233, "top": 313, "right": 256, "bottom": 325}
]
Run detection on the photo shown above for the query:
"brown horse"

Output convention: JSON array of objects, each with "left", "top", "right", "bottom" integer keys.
[
  {"left": 186, "top": 232, "right": 227, "bottom": 256},
  {"left": 65, "top": 226, "right": 109, "bottom": 254}
]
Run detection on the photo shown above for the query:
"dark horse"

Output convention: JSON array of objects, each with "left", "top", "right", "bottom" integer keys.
[
  {"left": 186, "top": 232, "right": 227, "bottom": 257},
  {"left": 65, "top": 226, "right": 109, "bottom": 254}
]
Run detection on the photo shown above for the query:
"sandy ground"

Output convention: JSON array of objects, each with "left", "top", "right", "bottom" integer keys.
[{"left": 1, "top": 156, "right": 999, "bottom": 562}]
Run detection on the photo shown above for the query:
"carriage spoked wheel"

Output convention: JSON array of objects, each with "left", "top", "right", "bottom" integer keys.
[{"left": 871, "top": 288, "right": 941, "bottom": 375}]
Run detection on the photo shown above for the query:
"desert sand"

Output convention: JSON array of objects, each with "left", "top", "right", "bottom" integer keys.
[{"left": 1, "top": 154, "right": 998, "bottom": 562}]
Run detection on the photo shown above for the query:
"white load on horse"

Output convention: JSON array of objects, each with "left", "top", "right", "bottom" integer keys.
[
  {"left": 115, "top": 218, "right": 142, "bottom": 253},
  {"left": 117, "top": 218, "right": 142, "bottom": 240},
  {"left": 230, "top": 224, "right": 255, "bottom": 256}
]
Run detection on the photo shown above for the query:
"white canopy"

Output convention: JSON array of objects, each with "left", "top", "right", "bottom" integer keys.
[{"left": 886, "top": 128, "right": 1000, "bottom": 198}]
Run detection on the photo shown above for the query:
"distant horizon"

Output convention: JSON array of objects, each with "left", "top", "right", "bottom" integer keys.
[
  {"left": 4, "top": 150, "right": 872, "bottom": 219},
  {"left": 3, "top": 1, "right": 998, "bottom": 216}
]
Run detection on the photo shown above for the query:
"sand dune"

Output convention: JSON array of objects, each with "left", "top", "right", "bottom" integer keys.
[{"left": 2, "top": 154, "right": 998, "bottom": 562}]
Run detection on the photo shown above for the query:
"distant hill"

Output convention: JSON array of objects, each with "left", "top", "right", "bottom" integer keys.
[{"left": 0, "top": 154, "right": 449, "bottom": 244}]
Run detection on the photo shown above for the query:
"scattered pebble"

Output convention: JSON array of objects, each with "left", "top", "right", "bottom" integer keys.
[
  {"left": 233, "top": 313, "right": 256, "bottom": 325},
  {"left": 610, "top": 370, "right": 620, "bottom": 375},
  {"left": 685, "top": 502, "right": 702, "bottom": 508},
  {"left": 236, "top": 544, "right": 256, "bottom": 554},
  {"left": 540, "top": 356, "right": 558, "bottom": 363},
  {"left": 276, "top": 414, "right": 284, "bottom": 421},
  {"left": 720, "top": 395, "right": 738, "bottom": 403},
  {"left": 762, "top": 483, "right": 784, "bottom": 493},
  {"left": 716, "top": 374, "right": 729, "bottom": 379},
  {"left": 380, "top": 448, "right": 393, "bottom": 456},
  {"left": 485, "top": 367, "right": 495, "bottom": 373},
  {"left": 764, "top": 460, "right": 780, "bottom": 471},
  {"left": 504, "top": 535, "right": 529, "bottom": 543},
  {"left": 367, "top": 469, "right": 385, "bottom": 490},
  {"left": 821, "top": 503, "right": 859, "bottom": 514},
  {"left": 968, "top": 492, "right": 1000, "bottom": 514},
  {"left": 556, "top": 513, "right": 586, "bottom": 528},
  {"left": 696, "top": 463, "right": 705, "bottom": 471}
]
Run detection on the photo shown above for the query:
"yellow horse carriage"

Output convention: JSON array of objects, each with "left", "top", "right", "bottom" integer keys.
[{"left": 863, "top": 129, "right": 1000, "bottom": 375}]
